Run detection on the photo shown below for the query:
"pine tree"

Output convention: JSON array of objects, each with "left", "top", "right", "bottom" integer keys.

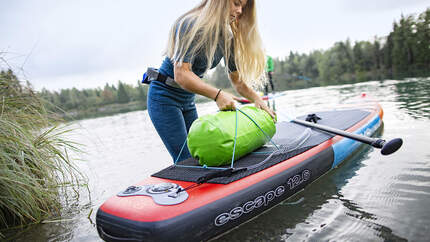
[{"left": 117, "top": 81, "right": 130, "bottom": 104}]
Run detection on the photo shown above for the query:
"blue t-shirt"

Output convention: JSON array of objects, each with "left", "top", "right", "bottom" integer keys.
[{"left": 159, "top": 20, "right": 237, "bottom": 79}]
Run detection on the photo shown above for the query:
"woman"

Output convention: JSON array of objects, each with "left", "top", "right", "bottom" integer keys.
[{"left": 147, "top": 0, "right": 275, "bottom": 162}]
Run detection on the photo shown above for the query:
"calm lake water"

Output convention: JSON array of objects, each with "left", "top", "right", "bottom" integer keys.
[{"left": 12, "top": 78, "right": 430, "bottom": 241}]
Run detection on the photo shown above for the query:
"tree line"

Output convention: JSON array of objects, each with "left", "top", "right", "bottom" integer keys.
[
  {"left": 38, "top": 8, "right": 429, "bottom": 119},
  {"left": 39, "top": 81, "right": 149, "bottom": 119}
]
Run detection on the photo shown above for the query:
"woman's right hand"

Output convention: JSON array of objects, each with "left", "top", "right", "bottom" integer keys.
[{"left": 215, "top": 90, "right": 240, "bottom": 111}]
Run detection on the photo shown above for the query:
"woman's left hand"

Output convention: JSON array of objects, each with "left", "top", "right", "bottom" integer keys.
[{"left": 254, "top": 98, "right": 277, "bottom": 122}]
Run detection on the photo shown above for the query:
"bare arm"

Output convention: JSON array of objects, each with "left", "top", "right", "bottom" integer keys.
[
  {"left": 229, "top": 71, "right": 276, "bottom": 120},
  {"left": 174, "top": 62, "right": 239, "bottom": 110}
]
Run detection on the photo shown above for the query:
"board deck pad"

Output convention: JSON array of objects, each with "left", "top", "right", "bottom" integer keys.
[{"left": 152, "top": 109, "right": 370, "bottom": 184}]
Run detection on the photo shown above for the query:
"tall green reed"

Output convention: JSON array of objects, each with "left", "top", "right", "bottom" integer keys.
[{"left": 0, "top": 69, "right": 86, "bottom": 232}]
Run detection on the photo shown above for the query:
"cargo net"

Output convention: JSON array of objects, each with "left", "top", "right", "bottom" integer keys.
[{"left": 152, "top": 109, "right": 370, "bottom": 184}]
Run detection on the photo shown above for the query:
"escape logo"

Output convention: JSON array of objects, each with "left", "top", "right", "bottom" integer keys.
[
  {"left": 214, "top": 186, "right": 285, "bottom": 226},
  {"left": 214, "top": 169, "right": 312, "bottom": 227}
]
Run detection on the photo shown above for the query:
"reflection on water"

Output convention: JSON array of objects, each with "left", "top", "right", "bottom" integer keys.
[
  {"left": 9, "top": 78, "right": 430, "bottom": 241},
  {"left": 394, "top": 78, "right": 430, "bottom": 119}
]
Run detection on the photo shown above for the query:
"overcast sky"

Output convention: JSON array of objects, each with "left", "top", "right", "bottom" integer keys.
[{"left": 1, "top": 0, "right": 428, "bottom": 91}]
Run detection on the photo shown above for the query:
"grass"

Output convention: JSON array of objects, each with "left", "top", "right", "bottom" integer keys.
[{"left": 0, "top": 70, "right": 87, "bottom": 236}]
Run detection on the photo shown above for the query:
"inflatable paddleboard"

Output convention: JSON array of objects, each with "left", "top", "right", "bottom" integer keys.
[{"left": 96, "top": 94, "right": 384, "bottom": 241}]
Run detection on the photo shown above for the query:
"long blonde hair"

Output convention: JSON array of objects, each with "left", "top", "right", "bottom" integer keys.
[{"left": 165, "top": 0, "right": 266, "bottom": 87}]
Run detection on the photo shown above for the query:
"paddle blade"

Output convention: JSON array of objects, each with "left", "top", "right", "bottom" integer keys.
[{"left": 381, "top": 138, "right": 403, "bottom": 155}]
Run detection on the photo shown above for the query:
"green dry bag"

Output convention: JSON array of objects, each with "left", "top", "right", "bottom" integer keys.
[{"left": 187, "top": 106, "right": 276, "bottom": 167}]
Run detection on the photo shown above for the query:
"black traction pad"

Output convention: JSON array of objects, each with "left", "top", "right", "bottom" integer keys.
[{"left": 152, "top": 109, "right": 370, "bottom": 184}]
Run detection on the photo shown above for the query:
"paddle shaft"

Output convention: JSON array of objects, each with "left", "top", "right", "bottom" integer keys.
[{"left": 291, "top": 118, "right": 385, "bottom": 148}]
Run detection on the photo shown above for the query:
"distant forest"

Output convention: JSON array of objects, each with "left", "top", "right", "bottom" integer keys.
[{"left": 33, "top": 8, "right": 430, "bottom": 120}]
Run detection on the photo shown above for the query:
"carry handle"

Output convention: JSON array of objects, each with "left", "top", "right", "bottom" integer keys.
[{"left": 98, "top": 227, "right": 139, "bottom": 241}]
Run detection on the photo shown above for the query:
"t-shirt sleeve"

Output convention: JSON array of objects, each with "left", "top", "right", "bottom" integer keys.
[{"left": 175, "top": 19, "right": 196, "bottom": 63}]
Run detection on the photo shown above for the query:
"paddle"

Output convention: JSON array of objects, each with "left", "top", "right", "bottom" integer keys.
[{"left": 290, "top": 118, "right": 403, "bottom": 155}]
